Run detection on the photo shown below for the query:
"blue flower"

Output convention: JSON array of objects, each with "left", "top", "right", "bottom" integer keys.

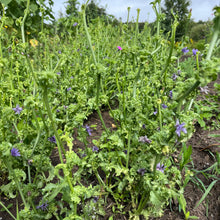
[
  {"left": 73, "top": 22, "right": 78, "bottom": 27},
  {"left": 169, "top": 90, "right": 173, "bottom": 99},
  {"left": 156, "top": 163, "right": 165, "bottom": 173},
  {"left": 172, "top": 73, "right": 178, "bottom": 81},
  {"left": 182, "top": 47, "right": 189, "bottom": 54},
  {"left": 93, "top": 196, "right": 99, "bottom": 203},
  {"left": 175, "top": 119, "right": 187, "bottom": 137},
  {"left": 153, "top": 109, "right": 157, "bottom": 115},
  {"left": 11, "top": 148, "right": 21, "bottom": 157},
  {"left": 81, "top": 153, "right": 87, "bottom": 158},
  {"left": 137, "top": 168, "right": 146, "bottom": 176},
  {"left": 37, "top": 201, "right": 48, "bottom": 211},
  {"left": 92, "top": 146, "right": 99, "bottom": 152},
  {"left": 67, "top": 87, "right": 71, "bottom": 91},
  {"left": 162, "top": 104, "right": 168, "bottom": 109},
  {"left": 85, "top": 125, "right": 92, "bottom": 136},
  {"left": 48, "top": 136, "right": 56, "bottom": 144},
  {"left": 192, "top": 48, "right": 198, "bottom": 56},
  {"left": 12, "top": 105, "right": 23, "bottom": 114}
]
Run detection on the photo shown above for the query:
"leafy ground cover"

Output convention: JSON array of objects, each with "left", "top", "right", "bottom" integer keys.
[
  {"left": 1, "top": 77, "right": 219, "bottom": 219},
  {"left": 0, "top": 1, "right": 220, "bottom": 219}
]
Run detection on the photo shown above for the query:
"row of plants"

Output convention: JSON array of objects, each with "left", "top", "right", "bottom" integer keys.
[{"left": 0, "top": 0, "right": 219, "bottom": 219}]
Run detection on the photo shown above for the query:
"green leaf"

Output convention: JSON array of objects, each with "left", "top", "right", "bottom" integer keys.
[
  {"left": 0, "top": 203, "right": 13, "bottom": 211},
  {"left": 185, "top": 211, "right": 190, "bottom": 219},
  {"left": 177, "top": 194, "right": 186, "bottom": 214},
  {"left": 194, "top": 180, "right": 218, "bottom": 208},
  {"left": 150, "top": 191, "right": 163, "bottom": 210},
  {"left": 188, "top": 216, "right": 199, "bottom": 219},
  {"left": 1, "top": 0, "right": 13, "bottom": 5}
]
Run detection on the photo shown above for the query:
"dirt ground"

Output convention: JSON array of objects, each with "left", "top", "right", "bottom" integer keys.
[{"left": 0, "top": 78, "right": 219, "bottom": 219}]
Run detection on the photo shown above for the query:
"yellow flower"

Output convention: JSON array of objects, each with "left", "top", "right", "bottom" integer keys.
[
  {"left": 30, "top": 39, "right": 38, "bottom": 48},
  {"left": 26, "top": 31, "right": 31, "bottom": 35},
  {"left": 157, "top": 99, "right": 162, "bottom": 104},
  {"left": 162, "top": 145, "right": 170, "bottom": 155}
]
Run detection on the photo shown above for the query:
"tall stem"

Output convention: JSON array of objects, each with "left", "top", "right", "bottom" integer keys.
[
  {"left": 82, "top": 3, "right": 109, "bottom": 134},
  {"left": 0, "top": 201, "right": 16, "bottom": 220},
  {"left": 4, "top": 159, "right": 28, "bottom": 208},
  {"left": 135, "top": 9, "right": 140, "bottom": 39},
  {"left": 206, "top": 30, "right": 219, "bottom": 60},
  {"left": 43, "top": 87, "right": 66, "bottom": 163},
  {"left": 21, "top": 0, "right": 30, "bottom": 44},
  {"left": 126, "top": 132, "right": 131, "bottom": 169},
  {"left": 127, "top": 7, "right": 131, "bottom": 25},
  {"left": 162, "top": 16, "right": 178, "bottom": 82}
]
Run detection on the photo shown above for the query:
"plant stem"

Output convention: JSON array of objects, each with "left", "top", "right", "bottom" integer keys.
[
  {"left": 135, "top": 9, "right": 140, "bottom": 39},
  {"left": 21, "top": 0, "right": 30, "bottom": 44},
  {"left": 4, "top": 159, "right": 28, "bottom": 208},
  {"left": 0, "top": 201, "right": 16, "bottom": 220},
  {"left": 126, "top": 132, "right": 131, "bottom": 169},
  {"left": 162, "top": 17, "right": 178, "bottom": 82},
  {"left": 136, "top": 190, "right": 149, "bottom": 214},
  {"left": 82, "top": 3, "right": 109, "bottom": 134},
  {"left": 43, "top": 87, "right": 66, "bottom": 163},
  {"left": 206, "top": 30, "right": 219, "bottom": 61},
  {"left": 127, "top": 7, "right": 131, "bottom": 25}
]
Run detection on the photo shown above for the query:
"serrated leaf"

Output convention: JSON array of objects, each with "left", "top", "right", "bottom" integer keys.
[
  {"left": 150, "top": 191, "right": 163, "bottom": 209},
  {"left": 178, "top": 194, "right": 186, "bottom": 214}
]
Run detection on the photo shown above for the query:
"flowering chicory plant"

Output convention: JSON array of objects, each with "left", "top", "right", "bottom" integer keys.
[
  {"left": 182, "top": 47, "right": 189, "bottom": 54},
  {"left": 0, "top": 1, "right": 219, "bottom": 219},
  {"left": 12, "top": 105, "right": 23, "bottom": 114},
  {"left": 48, "top": 136, "right": 56, "bottom": 144},
  {"left": 156, "top": 163, "right": 166, "bottom": 173},
  {"left": 175, "top": 120, "right": 187, "bottom": 137},
  {"left": 11, "top": 147, "right": 21, "bottom": 157}
]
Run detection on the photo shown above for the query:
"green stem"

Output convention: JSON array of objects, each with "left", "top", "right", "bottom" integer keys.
[
  {"left": 126, "top": 132, "right": 131, "bottom": 169},
  {"left": 206, "top": 30, "right": 219, "bottom": 60},
  {"left": 82, "top": 3, "right": 109, "bottom": 134},
  {"left": 136, "top": 191, "right": 148, "bottom": 214},
  {"left": 176, "top": 80, "right": 200, "bottom": 104},
  {"left": 38, "top": 108, "right": 49, "bottom": 136},
  {"left": 21, "top": 0, "right": 30, "bottom": 44},
  {"left": 162, "top": 18, "right": 178, "bottom": 82},
  {"left": 4, "top": 159, "right": 28, "bottom": 208},
  {"left": 157, "top": 101, "right": 163, "bottom": 130},
  {"left": 43, "top": 87, "right": 65, "bottom": 163},
  {"left": 13, "top": 122, "right": 22, "bottom": 141},
  {"left": 151, "top": 0, "right": 161, "bottom": 37},
  {"left": 127, "top": 7, "right": 131, "bottom": 25},
  {"left": 0, "top": 200, "right": 16, "bottom": 220},
  {"left": 135, "top": 9, "right": 140, "bottom": 39}
]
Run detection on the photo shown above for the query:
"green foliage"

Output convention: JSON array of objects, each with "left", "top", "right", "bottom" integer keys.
[
  {"left": 0, "top": 0, "right": 219, "bottom": 219},
  {"left": 65, "top": 0, "right": 79, "bottom": 18},
  {"left": 162, "top": 0, "right": 191, "bottom": 40},
  {"left": 0, "top": 0, "right": 54, "bottom": 35},
  {"left": 189, "top": 21, "right": 212, "bottom": 42}
]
